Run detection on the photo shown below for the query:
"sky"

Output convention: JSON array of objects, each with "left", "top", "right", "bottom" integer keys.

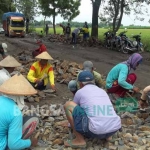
[{"left": 35, "top": 0, "right": 150, "bottom": 26}]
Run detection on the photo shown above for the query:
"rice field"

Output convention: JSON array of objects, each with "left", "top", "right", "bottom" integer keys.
[{"left": 36, "top": 27, "right": 150, "bottom": 51}]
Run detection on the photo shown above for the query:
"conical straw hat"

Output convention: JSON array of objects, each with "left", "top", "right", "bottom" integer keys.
[
  {"left": 0, "top": 55, "right": 21, "bottom": 67},
  {"left": 35, "top": 52, "right": 53, "bottom": 60},
  {"left": 0, "top": 73, "right": 37, "bottom": 96}
]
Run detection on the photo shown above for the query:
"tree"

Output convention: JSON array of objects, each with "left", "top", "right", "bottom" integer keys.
[
  {"left": 91, "top": 0, "right": 102, "bottom": 38},
  {"left": 34, "top": 20, "right": 52, "bottom": 27},
  {"left": 99, "top": 0, "right": 129, "bottom": 34},
  {"left": 99, "top": 0, "right": 149, "bottom": 34},
  {"left": 130, "top": 0, "right": 149, "bottom": 22},
  {"left": 14, "top": 0, "right": 38, "bottom": 33},
  {"left": 0, "top": 0, "right": 16, "bottom": 19},
  {"left": 38, "top": 0, "right": 81, "bottom": 34}
]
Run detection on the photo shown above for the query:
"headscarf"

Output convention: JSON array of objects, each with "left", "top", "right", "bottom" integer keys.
[
  {"left": 3, "top": 94, "right": 25, "bottom": 111},
  {"left": 122, "top": 53, "right": 143, "bottom": 71}
]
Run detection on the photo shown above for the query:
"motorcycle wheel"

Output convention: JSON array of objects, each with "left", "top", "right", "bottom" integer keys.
[
  {"left": 116, "top": 43, "right": 121, "bottom": 52},
  {"left": 121, "top": 44, "right": 129, "bottom": 54},
  {"left": 103, "top": 40, "right": 108, "bottom": 48}
]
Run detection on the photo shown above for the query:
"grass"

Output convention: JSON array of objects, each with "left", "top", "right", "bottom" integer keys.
[{"left": 35, "top": 27, "right": 150, "bottom": 51}]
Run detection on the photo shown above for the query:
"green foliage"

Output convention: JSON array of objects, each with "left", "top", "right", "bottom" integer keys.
[
  {"left": 14, "top": 0, "right": 38, "bottom": 20},
  {"left": 28, "top": 24, "right": 36, "bottom": 33},
  {"left": 34, "top": 21, "right": 111, "bottom": 28},
  {"left": 60, "top": 0, "right": 81, "bottom": 21},
  {"left": 0, "top": 0, "right": 16, "bottom": 19},
  {"left": 60, "top": 21, "right": 90, "bottom": 27},
  {"left": 99, "top": 0, "right": 149, "bottom": 33},
  {"left": 34, "top": 20, "right": 52, "bottom": 27},
  {"left": 38, "top": 0, "right": 81, "bottom": 21},
  {"left": 38, "top": 0, "right": 81, "bottom": 34}
]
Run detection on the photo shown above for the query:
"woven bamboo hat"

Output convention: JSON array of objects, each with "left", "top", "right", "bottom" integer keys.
[
  {"left": 35, "top": 51, "right": 53, "bottom": 60},
  {"left": 0, "top": 73, "right": 37, "bottom": 96},
  {"left": 0, "top": 55, "right": 21, "bottom": 67}
]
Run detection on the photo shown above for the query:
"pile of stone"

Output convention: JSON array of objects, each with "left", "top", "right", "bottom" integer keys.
[
  {"left": 13, "top": 51, "right": 83, "bottom": 85},
  {"left": 47, "top": 34, "right": 84, "bottom": 45},
  {"left": 53, "top": 59, "right": 83, "bottom": 84},
  {"left": 48, "top": 34, "right": 66, "bottom": 43},
  {"left": 23, "top": 103, "right": 69, "bottom": 149},
  {"left": 47, "top": 34, "right": 102, "bottom": 48},
  {"left": 24, "top": 90, "right": 57, "bottom": 103},
  {"left": 23, "top": 105, "right": 150, "bottom": 150},
  {"left": 26, "top": 31, "right": 102, "bottom": 47}
]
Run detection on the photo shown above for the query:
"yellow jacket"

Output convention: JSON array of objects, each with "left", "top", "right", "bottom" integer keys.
[
  {"left": 27, "top": 61, "right": 55, "bottom": 86},
  {"left": 82, "top": 28, "right": 89, "bottom": 33}
]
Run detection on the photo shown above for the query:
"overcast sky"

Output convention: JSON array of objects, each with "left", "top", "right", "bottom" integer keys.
[{"left": 35, "top": 0, "right": 150, "bottom": 26}]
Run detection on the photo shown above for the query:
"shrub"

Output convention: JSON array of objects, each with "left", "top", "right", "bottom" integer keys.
[{"left": 28, "top": 24, "right": 36, "bottom": 33}]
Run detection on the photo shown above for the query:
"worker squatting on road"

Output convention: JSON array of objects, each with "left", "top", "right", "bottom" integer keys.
[{"left": 27, "top": 51, "right": 56, "bottom": 91}]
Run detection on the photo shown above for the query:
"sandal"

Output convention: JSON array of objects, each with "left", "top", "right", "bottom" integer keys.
[{"left": 64, "top": 139, "right": 86, "bottom": 148}]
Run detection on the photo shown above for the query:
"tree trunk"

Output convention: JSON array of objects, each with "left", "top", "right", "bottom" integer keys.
[
  {"left": 112, "top": 0, "right": 120, "bottom": 34},
  {"left": 44, "top": 16, "right": 46, "bottom": 25},
  {"left": 53, "top": 9, "right": 56, "bottom": 34},
  {"left": 8, "top": 0, "right": 13, "bottom": 11},
  {"left": 116, "top": 0, "right": 124, "bottom": 31},
  {"left": 44, "top": 16, "right": 46, "bottom": 33},
  {"left": 112, "top": 0, "right": 125, "bottom": 34},
  {"left": 91, "top": 0, "right": 101, "bottom": 37},
  {"left": 26, "top": 18, "right": 29, "bottom": 33}
]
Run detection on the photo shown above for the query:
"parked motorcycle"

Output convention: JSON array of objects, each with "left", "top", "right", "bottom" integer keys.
[
  {"left": 103, "top": 31, "right": 114, "bottom": 48},
  {"left": 103, "top": 30, "right": 127, "bottom": 51},
  {"left": 115, "top": 31, "right": 127, "bottom": 51},
  {"left": 120, "top": 33, "right": 144, "bottom": 54}
]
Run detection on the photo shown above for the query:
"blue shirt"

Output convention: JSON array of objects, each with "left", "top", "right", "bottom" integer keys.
[
  {"left": 0, "top": 96, "right": 31, "bottom": 150},
  {"left": 106, "top": 63, "right": 133, "bottom": 90},
  {"left": 74, "top": 84, "right": 121, "bottom": 134}
]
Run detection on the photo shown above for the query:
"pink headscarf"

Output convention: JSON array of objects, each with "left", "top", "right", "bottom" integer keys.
[{"left": 122, "top": 53, "right": 143, "bottom": 70}]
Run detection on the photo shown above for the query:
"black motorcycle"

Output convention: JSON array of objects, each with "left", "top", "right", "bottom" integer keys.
[
  {"left": 120, "top": 33, "right": 144, "bottom": 54},
  {"left": 103, "top": 31, "right": 114, "bottom": 48},
  {"left": 115, "top": 31, "right": 127, "bottom": 51},
  {"left": 104, "top": 30, "right": 127, "bottom": 51}
]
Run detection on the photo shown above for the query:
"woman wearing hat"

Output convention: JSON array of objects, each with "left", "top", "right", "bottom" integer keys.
[
  {"left": 0, "top": 56, "right": 39, "bottom": 147},
  {"left": 27, "top": 51, "right": 56, "bottom": 91},
  {"left": 106, "top": 53, "right": 142, "bottom": 98},
  {"left": 0, "top": 43, "right": 8, "bottom": 59},
  {"left": 0, "top": 74, "right": 38, "bottom": 150},
  {"left": 32, "top": 39, "right": 47, "bottom": 58}
]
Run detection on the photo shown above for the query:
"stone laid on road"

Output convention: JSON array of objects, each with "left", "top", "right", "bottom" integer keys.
[
  {"left": 23, "top": 103, "right": 150, "bottom": 150},
  {"left": 8, "top": 51, "right": 150, "bottom": 150}
]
